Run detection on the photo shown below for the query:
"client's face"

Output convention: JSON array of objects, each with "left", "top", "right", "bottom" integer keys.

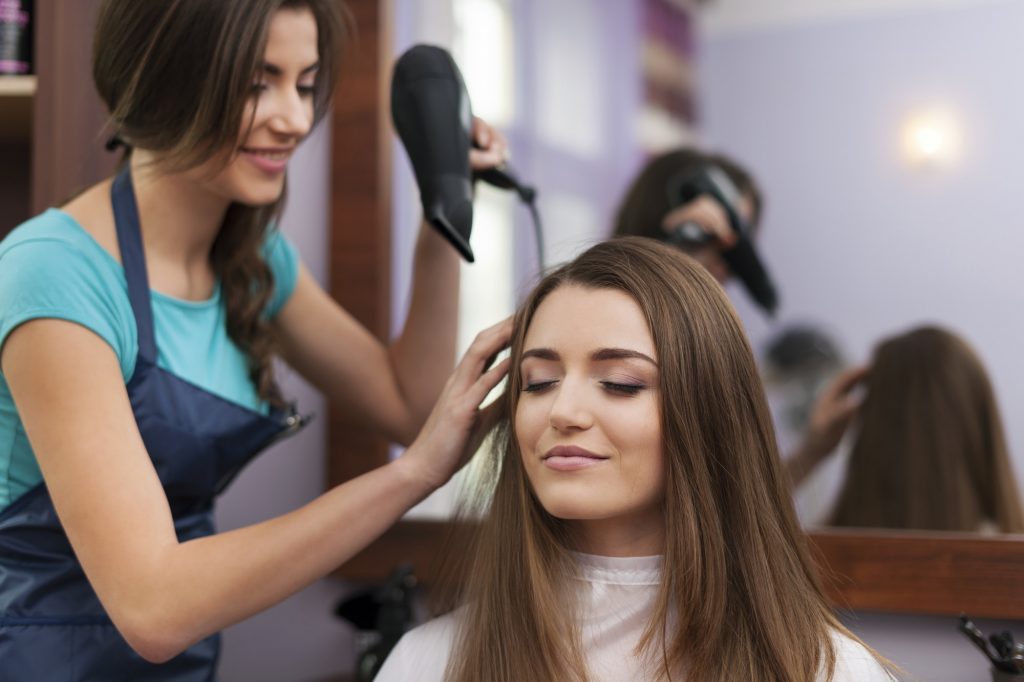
[{"left": 516, "top": 284, "right": 665, "bottom": 556}]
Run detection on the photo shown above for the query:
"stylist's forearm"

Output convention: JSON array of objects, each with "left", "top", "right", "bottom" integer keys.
[
  {"left": 389, "top": 223, "right": 460, "bottom": 426},
  {"left": 156, "top": 456, "right": 433, "bottom": 651}
]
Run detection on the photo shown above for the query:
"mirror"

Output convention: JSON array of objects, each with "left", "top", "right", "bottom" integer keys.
[{"left": 695, "top": 0, "right": 1024, "bottom": 535}]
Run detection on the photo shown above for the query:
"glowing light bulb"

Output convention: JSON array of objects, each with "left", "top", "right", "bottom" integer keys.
[{"left": 902, "top": 110, "right": 959, "bottom": 167}]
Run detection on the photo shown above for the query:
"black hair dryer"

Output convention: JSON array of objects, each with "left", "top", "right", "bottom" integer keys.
[
  {"left": 667, "top": 166, "right": 779, "bottom": 316},
  {"left": 391, "top": 44, "right": 535, "bottom": 263}
]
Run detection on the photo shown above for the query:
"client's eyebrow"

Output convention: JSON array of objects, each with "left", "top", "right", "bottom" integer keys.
[
  {"left": 261, "top": 61, "right": 320, "bottom": 76},
  {"left": 521, "top": 347, "right": 658, "bottom": 366},
  {"left": 591, "top": 348, "right": 658, "bottom": 366}
]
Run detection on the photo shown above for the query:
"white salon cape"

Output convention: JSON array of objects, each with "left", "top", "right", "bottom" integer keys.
[{"left": 374, "top": 553, "right": 893, "bottom": 681}]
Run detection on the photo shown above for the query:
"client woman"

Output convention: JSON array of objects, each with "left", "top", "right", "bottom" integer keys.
[{"left": 376, "top": 237, "right": 893, "bottom": 681}]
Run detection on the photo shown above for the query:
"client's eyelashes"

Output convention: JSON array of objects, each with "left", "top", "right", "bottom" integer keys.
[
  {"left": 601, "top": 381, "right": 645, "bottom": 396},
  {"left": 523, "top": 380, "right": 557, "bottom": 393}
]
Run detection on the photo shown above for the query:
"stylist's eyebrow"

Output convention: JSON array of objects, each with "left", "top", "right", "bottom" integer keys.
[
  {"left": 520, "top": 347, "right": 657, "bottom": 366},
  {"left": 261, "top": 61, "right": 320, "bottom": 76}
]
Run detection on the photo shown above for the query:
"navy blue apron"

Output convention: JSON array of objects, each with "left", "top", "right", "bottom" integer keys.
[{"left": 0, "top": 168, "right": 307, "bottom": 681}]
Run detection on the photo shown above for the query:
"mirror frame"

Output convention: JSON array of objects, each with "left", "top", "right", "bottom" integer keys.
[
  {"left": 335, "top": 522, "right": 1024, "bottom": 620},
  {"left": 326, "top": 0, "right": 1024, "bottom": 621}
]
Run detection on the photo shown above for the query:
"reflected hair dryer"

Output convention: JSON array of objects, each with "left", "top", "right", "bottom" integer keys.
[
  {"left": 666, "top": 165, "right": 779, "bottom": 315},
  {"left": 391, "top": 44, "right": 536, "bottom": 263}
]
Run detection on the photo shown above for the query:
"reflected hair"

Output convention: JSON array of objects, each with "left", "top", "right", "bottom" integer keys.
[
  {"left": 92, "top": 0, "right": 350, "bottom": 405},
  {"left": 439, "top": 237, "right": 876, "bottom": 681},
  {"left": 831, "top": 326, "right": 1024, "bottom": 532}
]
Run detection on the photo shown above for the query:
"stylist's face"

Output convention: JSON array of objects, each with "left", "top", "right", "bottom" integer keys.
[
  {"left": 516, "top": 285, "right": 665, "bottom": 556},
  {"left": 196, "top": 7, "right": 318, "bottom": 206}
]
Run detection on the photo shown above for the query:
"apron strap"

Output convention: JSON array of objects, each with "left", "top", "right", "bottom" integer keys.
[{"left": 111, "top": 168, "right": 158, "bottom": 363}]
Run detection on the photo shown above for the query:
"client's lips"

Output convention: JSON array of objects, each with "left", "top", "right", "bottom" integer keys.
[{"left": 542, "top": 445, "right": 609, "bottom": 471}]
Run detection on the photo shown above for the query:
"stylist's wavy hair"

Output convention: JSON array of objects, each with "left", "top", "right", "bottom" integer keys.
[
  {"left": 92, "top": 0, "right": 350, "bottom": 405},
  {"left": 831, "top": 326, "right": 1024, "bottom": 533},
  {"left": 440, "top": 237, "right": 882, "bottom": 681}
]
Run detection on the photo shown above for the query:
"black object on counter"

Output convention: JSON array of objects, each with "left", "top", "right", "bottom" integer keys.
[
  {"left": 959, "top": 614, "right": 1024, "bottom": 676},
  {"left": 0, "top": 0, "right": 32, "bottom": 75},
  {"left": 336, "top": 564, "right": 419, "bottom": 681}
]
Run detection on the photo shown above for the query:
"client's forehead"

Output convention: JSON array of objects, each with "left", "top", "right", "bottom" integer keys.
[{"left": 523, "top": 285, "right": 655, "bottom": 359}]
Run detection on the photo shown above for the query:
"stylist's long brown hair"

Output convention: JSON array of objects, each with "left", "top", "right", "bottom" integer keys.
[
  {"left": 831, "top": 326, "right": 1024, "bottom": 532},
  {"left": 440, "top": 237, "right": 874, "bottom": 681},
  {"left": 92, "top": 0, "right": 348, "bottom": 405}
]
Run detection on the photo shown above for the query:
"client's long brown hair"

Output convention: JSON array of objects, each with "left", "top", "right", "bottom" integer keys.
[
  {"left": 831, "top": 326, "right": 1024, "bottom": 532},
  {"left": 441, "top": 237, "right": 872, "bottom": 681}
]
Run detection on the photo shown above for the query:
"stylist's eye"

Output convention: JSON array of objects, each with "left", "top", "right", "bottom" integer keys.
[
  {"left": 601, "top": 381, "right": 645, "bottom": 396},
  {"left": 523, "top": 380, "right": 557, "bottom": 393},
  {"left": 251, "top": 82, "right": 268, "bottom": 95},
  {"left": 297, "top": 84, "right": 316, "bottom": 97}
]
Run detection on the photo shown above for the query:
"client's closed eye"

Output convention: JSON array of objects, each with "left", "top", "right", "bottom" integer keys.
[
  {"left": 601, "top": 381, "right": 645, "bottom": 396},
  {"left": 523, "top": 380, "right": 558, "bottom": 393}
]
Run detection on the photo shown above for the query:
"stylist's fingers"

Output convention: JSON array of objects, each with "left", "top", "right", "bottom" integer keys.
[
  {"left": 805, "top": 365, "right": 869, "bottom": 460},
  {"left": 662, "top": 196, "right": 736, "bottom": 247},
  {"left": 465, "top": 390, "right": 509, "bottom": 457},
  {"left": 450, "top": 317, "right": 513, "bottom": 388},
  {"left": 469, "top": 116, "right": 509, "bottom": 170},
  {"left": 824, "top": 365, "right": 869, "bottom": 411},
  {"left": 833, "top": 365, "right": 869, "bottom": 393},
  {"left": 465, "top": 356, "right": 511, "bottom": 408}
]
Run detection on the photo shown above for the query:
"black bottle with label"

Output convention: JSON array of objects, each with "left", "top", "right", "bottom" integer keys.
[{"left": 0, "top": 0, "right": 32, "bottom": 75}]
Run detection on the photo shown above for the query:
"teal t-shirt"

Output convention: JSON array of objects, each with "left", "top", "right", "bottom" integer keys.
[{"left": 0, "top": 209, "right": 300, "bottom": 509}]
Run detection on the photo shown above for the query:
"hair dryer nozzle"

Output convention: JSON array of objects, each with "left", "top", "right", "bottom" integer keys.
[{"left": 427, "top": 176, "right": 475, "bottom": 262}]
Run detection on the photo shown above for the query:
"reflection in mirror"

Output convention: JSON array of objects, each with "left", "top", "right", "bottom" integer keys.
[
  {"left": 830, "top": 326, "right": 1024, "bottom": 533},
  {"left": 768, "top": 324, "right": 1024, "bottom": 533},
  {"left": 698, "top": 0, "right": 1024, "bottom": 540}
]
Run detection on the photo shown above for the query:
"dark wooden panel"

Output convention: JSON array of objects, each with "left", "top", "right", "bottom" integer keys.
[
  {"left": 339, "top": 521, "right": 1024, "bottom": 621},
  {"left": 809, "top": 529, "right": 1024, "bottom": 619},
  {"left": 31, "top": 0, "right": 115, "bottom": 212},
  {"left": 327, "top": 0, "right": 395, "bottom": 486},
  {"left": 339, "top": 520, "right": 451, "bottom": 585},
  {"left": 0, "top": 141, "right": 31, "bottom": 235}
]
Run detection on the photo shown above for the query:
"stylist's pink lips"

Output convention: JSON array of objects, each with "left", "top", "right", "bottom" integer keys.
[
  {"left": 240, "top": 146, "right": 293, "bottom": 175},
  {"left": 542, "top": 445, "right": 609, "bottom": 471}
]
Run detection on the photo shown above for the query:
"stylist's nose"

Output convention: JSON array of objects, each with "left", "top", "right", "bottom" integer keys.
[
  {"left": 548, "top": 379, "right": 593, "bottom": 433},
  {"left": 267, "top": 88, "right": 313, "bottom": 139}
]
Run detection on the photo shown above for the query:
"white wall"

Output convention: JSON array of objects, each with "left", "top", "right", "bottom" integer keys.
[{"left": 699, "top": 1, "right": 1024, "bottom": 679}]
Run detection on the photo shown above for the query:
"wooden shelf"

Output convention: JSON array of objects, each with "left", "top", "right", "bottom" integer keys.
[
  {"left": 0, "top": 75, "right": 36, "bottom": 96},
  {"left": 0, "top": 76, "right": 35, "bottom": 142}
]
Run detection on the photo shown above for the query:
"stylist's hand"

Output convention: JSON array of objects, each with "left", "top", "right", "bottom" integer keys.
[
  {"left": 400, "top": 317, "right": 513, "bottom": 490},
  {"left": 801, "top": 366, "right": 868, "bottom": 463},
  {"left": 786, "top": 366, "right": 867, "bottom": 489},
  {"left": 660, "top": 196, "right": 737, "bottom": 282},
  {"left": 468, "top": 116, "right": 509, "bottom": 171}
]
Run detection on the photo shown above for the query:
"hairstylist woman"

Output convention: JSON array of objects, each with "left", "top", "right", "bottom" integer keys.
[{"left": 0, "top": 1, "right": 510, "bottom": 679}]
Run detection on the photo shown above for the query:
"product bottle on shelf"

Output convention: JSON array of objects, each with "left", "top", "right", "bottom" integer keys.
[{"left": 0, "top": 0, "right": 32, "bottom": 75}]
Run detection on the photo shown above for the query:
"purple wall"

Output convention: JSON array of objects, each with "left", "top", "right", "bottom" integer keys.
[{"left": 699, "top": 2, "right": 1024, "bottom": 679}]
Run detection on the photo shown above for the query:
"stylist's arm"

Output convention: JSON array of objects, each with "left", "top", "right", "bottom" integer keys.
[{"left": 3, "top": 316, "right": 510, "bottom": 662}]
